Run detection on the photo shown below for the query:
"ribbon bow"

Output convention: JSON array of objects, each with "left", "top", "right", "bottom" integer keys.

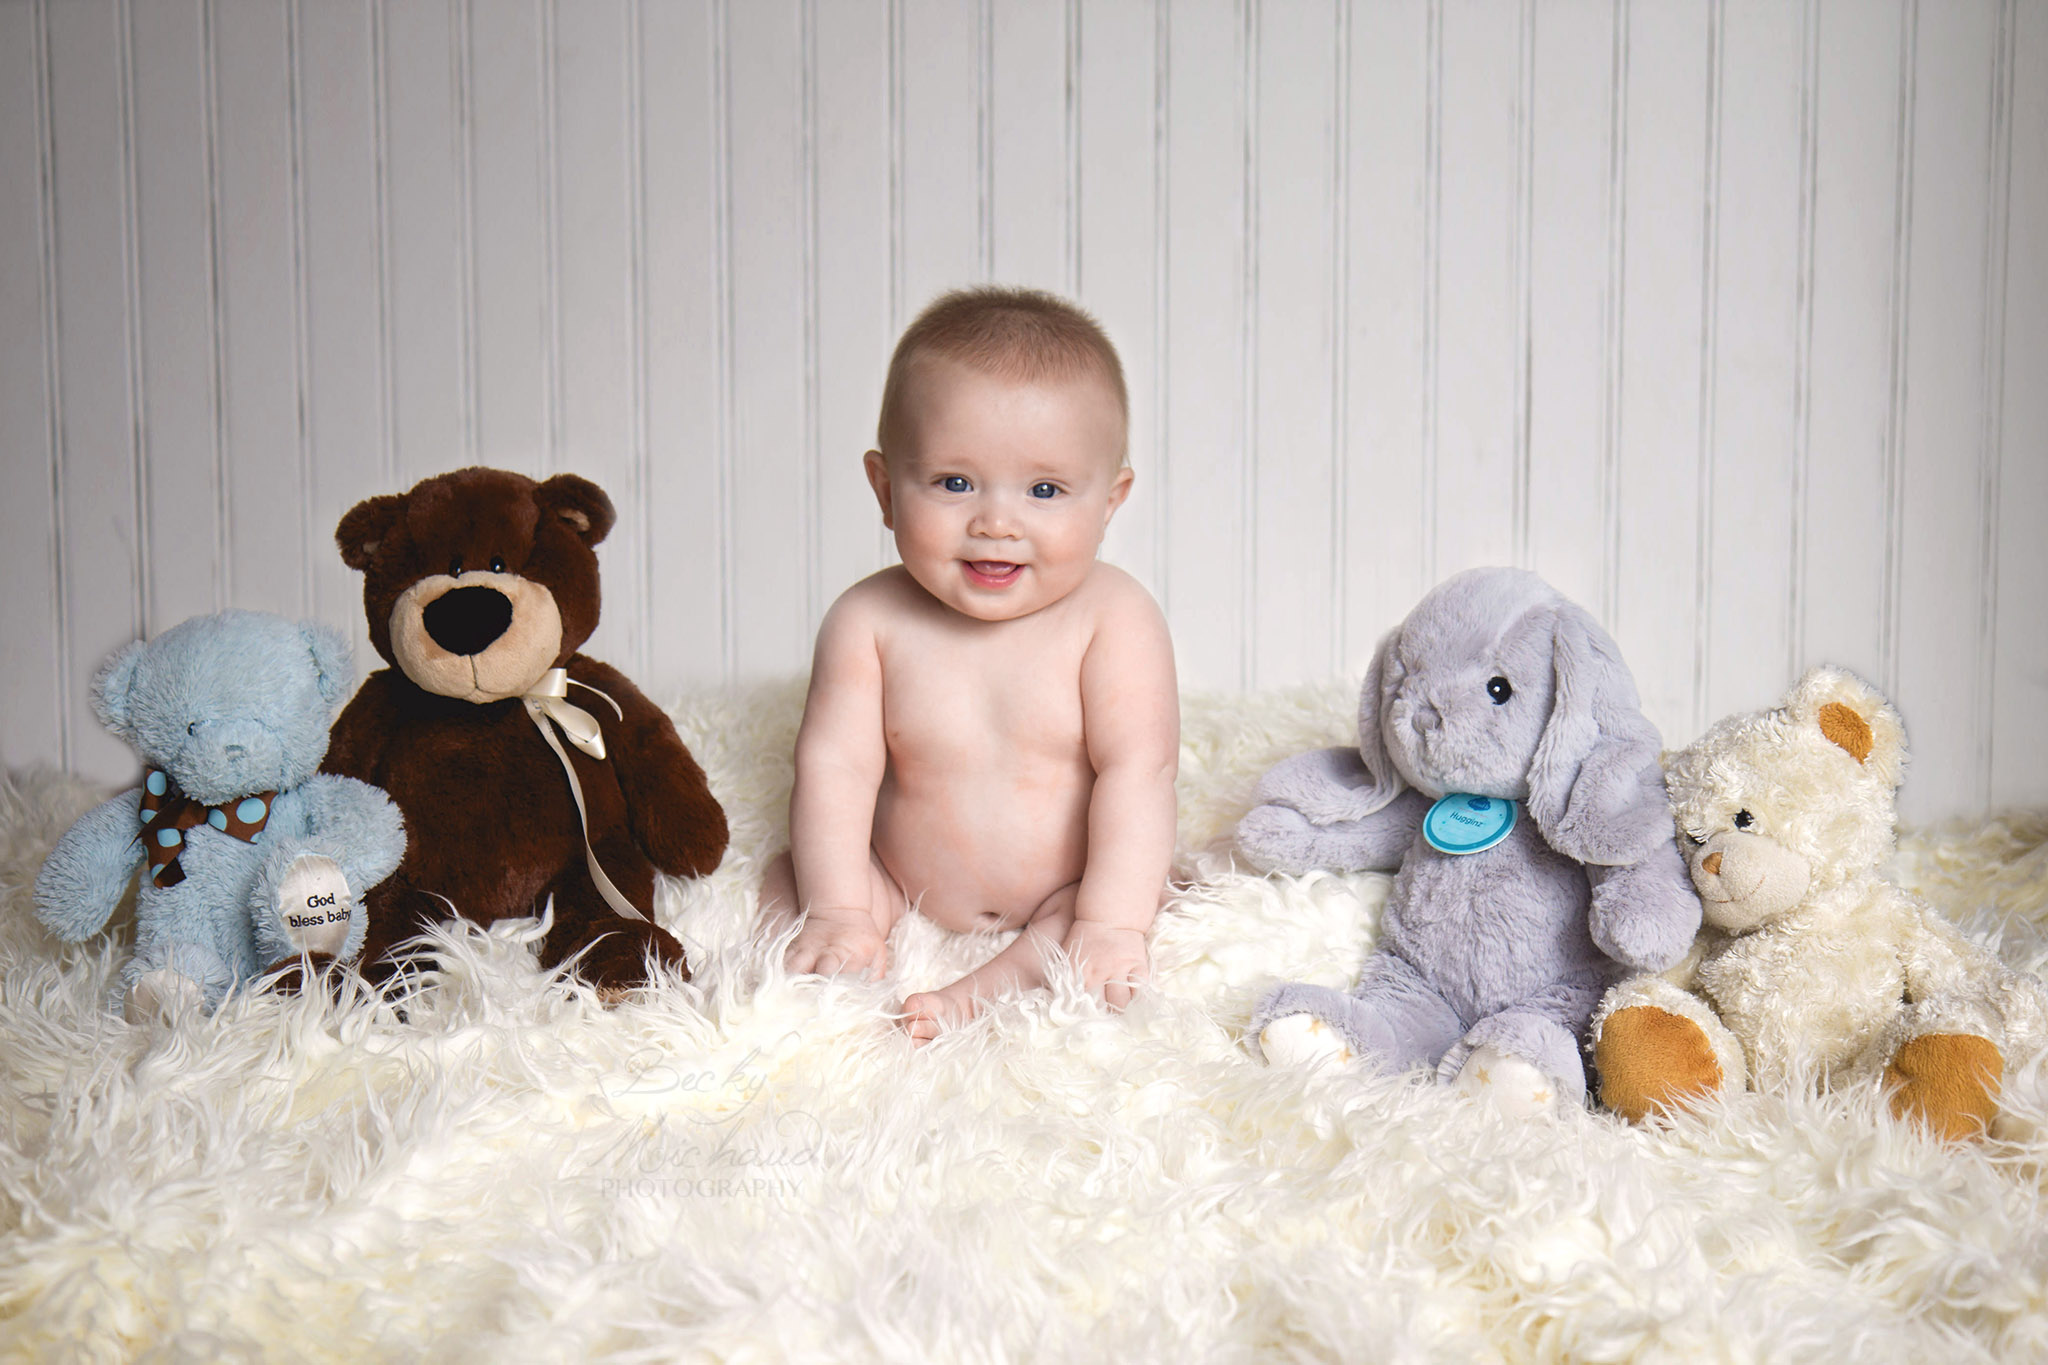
[
  {"left": 138, "top": 767, "right": 275, "bottom": 887},
  {"left": 521, "top": 668, "right": 648, "bottom": 924}
]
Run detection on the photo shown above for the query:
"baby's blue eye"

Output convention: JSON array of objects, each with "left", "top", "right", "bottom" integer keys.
[
  {"left": 1029, "top": 482, "right": 1060, "bottom": 499},
  {"left": 940, "top": 475, "right": 971, "bottom": 493}
]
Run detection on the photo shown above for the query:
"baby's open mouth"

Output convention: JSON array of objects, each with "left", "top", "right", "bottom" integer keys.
[{"left": 963, "top": 561, "right": 1024, "bottom": 587}]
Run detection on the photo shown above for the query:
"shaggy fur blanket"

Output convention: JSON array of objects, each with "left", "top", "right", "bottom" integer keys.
[{"left": 4, "top": 680, "right": 2047, "bottom": 1362}]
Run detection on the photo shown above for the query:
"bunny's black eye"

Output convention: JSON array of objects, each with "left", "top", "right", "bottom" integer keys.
[
  {"left": 448, "top": 556, "right": 464, "bottom": 578},
  {"left": 1486, "top": 676, "right": 1513, "bottom": 704},
  {"left": 1733, "top": 810, "right": 1754, "bottom": 830},
  {"left": 489, "top": 557, "right": 506, "bottom": 574}
]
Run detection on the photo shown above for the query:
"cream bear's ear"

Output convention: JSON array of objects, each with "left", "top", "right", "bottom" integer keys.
[{"left": 1783, "top": 665, "right": 1906, "bottom": 784}]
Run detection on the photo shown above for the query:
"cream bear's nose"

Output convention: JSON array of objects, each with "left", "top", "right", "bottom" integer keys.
[{"left": 1701, "top": 851, "right": 1723, "bottom": 876}]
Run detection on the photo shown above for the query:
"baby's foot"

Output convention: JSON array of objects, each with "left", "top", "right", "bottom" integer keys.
[
  {"left": 784, "top": 908, "right": 889, "bottom": 979},
  {"left": 899, "top": 984, "right": 982, "bottom": 1046}
]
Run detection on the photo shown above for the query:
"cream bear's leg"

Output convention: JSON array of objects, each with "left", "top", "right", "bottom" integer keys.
[{"left": 1591, "top": 977, "right": 1746, "bottom": 1122}]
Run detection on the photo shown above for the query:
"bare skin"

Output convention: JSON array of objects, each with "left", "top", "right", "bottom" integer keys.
[{"left": 759, "top": 356, "right": 1179, "bottom": 1042}]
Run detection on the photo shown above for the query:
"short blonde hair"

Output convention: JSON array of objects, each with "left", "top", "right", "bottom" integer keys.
[{"left": 877, "top": 286, "right": 1130, "bottom": 465}]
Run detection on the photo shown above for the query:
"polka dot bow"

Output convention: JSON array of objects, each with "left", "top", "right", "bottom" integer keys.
[{"left": 137, "top": 767, "right": 275, "bottom": 887}]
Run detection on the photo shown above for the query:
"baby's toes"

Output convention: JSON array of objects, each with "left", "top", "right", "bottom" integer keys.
[{"left": 900, "top": 994, "right": 945, "bottom": 1046}]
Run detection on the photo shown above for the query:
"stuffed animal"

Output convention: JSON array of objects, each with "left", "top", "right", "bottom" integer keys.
[
  {"left": 32, "top": 610, "right": 407, "bottom": 1019},
  {"left": 322, "top": 466, "right": 728, "bottom": 996},
  {"left": 1237, "top": 567, "right": 1702, "bottom": 1113},
  {"left": 1590, "top": 667, "right": 2048, "bottom": 1141}
]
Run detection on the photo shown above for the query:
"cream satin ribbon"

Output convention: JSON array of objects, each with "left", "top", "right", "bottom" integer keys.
[{"left": 521, "top": 667, "right": 648, "bottom": 924}]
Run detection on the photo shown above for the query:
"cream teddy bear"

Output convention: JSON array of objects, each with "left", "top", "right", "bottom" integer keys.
[{"left": 1590, "top": 667, "right": 2047, "bottom": 1141}]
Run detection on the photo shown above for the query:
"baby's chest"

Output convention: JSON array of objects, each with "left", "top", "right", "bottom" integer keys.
[{"left": 880, "top": 635, "right": 1089, "bottom": 764}]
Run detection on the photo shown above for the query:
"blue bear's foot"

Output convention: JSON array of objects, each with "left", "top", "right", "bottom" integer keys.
[
  {"left": 253, "top": 850, "right": 366, "bottom": 968},
  {"left": 117, "top": 940, "right": 234, "bottom": 1020},
  {"left": 123, "top": 969, "right": 204, "bottom": 1023}
]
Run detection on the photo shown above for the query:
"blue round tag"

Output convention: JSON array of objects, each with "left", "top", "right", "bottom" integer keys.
[{"left": 1423, "top": 793, "right": 1518, "bottom": 855}]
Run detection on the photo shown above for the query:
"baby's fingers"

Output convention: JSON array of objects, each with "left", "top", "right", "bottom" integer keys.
[{"left": 1102, "top": 978, "right": 1135, "bottom": 1011}]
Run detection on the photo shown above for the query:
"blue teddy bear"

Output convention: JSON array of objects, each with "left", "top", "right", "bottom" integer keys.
[{"left": 33, "top": 609, "right": 407, "bottom": 1019}]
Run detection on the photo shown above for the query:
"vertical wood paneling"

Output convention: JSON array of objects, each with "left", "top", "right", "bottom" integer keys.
[
  {"left": 1525, "top": 0, "right": 1619, "bottom": 615},
  {"left": 898, "top": 0, "right": 983, "bottom": 313},
  {"left": 47, "top": 0, "right": 143, "bottom": 779},
  {"left": 295, "top": 0, "right": 384, "bottom": 653},
  {"left": 1612, "top": 1, "right": 1711, "bottom": 744},
  {"left": 1340, "top": 0, "right": 1431, "bottom": 667},
  {"left": 213, "top": 0, "right": 308, "bottom": 621},
  {"left": 9, "top": 0, "right": 2048, "bottom": 818},
  {"left": 1080, "top": 0, "right": 1164, "bottom": 608},
  {"left": 1701, "top": 0, "right": 1804, "bottom": 725},
  {"left": 0, "top": 0, "right": 65, "bottom": 771},
  {"left": 129, "top": 0, "right": 225, "bottom": 636},
  {"left": 550, "top": 2, "right": 642, "bottom": 674},
  {"left": 1894, "top": 0, "right": 2001, "bottom": 822},
  {"left": 1991, "top": 0, "right": 2047, "bottom": 809},
  {"left": 809, "top": 0, "right": 892, "bottom": 631},
  {"left": 1799, "top": 0, "right": 1903, "bottom": 691},
  {"left": 1249, "top": 0, "right": 1338, "bottom": 689},
  {"left": 640, "top": 0, "right": 723, "bottom": 692},
  {"left": 381, "top": 0, "right": 462, "bottom": 483},
  {"left": 1162, "top": 0, "right": 1248, "bottom": 689},
  {"left": 724, "top": 0, "right": 808, "bottom": 680},
  {"left": 1431, "top": 1, "right": 1524, "bottom": 581},
  {"left": 988, "top": 0, "right": 1069, "bottom": 290},
  {"left": 466, "top": 1, "right": 548, "bottom": 473}
]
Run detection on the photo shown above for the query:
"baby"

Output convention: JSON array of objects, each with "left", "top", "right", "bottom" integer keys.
[{"left": 759, "top": 286, "right": 1179, "bottom": 1042}]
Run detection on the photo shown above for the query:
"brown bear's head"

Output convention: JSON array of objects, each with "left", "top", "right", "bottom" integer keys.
[{"left": 336, "top": 467, "right": 614, "bottom": 703}]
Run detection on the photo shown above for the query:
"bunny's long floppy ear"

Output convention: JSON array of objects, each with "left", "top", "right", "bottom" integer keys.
[
  {"left": 1347, "top": 626, "right": 1410, "bottom": 817},
  {"left": 1526, "top": 602, "right": 1670, "bottom": 865}
]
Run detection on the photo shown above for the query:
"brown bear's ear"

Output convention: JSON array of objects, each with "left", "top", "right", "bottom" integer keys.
[
  {"left": 535, "top": 473, "right": 616, "bottom": 548},
  {"left": 336, "top": 493, "right": 408, "bottom": 571}
]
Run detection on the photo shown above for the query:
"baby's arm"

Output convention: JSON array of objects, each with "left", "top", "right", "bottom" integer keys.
[
  {"left": 784, "top": 593, "right": 892, "bottom": 976},
  {"left": 1065, "top": 580, "right": 1180, "bottom": 1007}
]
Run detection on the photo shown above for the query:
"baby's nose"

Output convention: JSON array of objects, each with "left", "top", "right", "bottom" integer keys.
[{"left": 968, "top": 501, "right": 1021, "bottom": 538}]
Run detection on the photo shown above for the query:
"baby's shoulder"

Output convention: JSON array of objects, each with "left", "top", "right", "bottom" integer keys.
[{"left": 1075, "top": 562, "right": 1166, "bottom": 627}]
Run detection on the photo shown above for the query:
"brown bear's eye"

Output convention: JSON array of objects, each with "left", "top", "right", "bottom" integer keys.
[
  {"left": 448, "top": 556, "right": 463, "bottom": 578},
  {"left": 1486, "top": 676, "right": 1512, "bottom": 704},
  {"left": 489, "top": 557, "right": 505, "bottom": 574},
  {"left": 1733, "top": 810, "right": 1754, "bottom": 830}
]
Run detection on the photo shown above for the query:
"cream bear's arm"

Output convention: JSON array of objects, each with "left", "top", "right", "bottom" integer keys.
[{"left": 1892, "top": 887, "right": 2008, "bottom": 1042}]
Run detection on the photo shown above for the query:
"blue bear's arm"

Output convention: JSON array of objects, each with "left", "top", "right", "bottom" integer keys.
[
  {"left": 1235, "top": 749, "right": 1426, "bottom": 875},
  {"left": 266, "top": 775, "right": 407, "bottom": 891},
  {"left": 33, "top": 788, "right": 144, "bottom": 941}
]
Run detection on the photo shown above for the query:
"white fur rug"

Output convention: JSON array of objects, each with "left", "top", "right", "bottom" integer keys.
[{"left": 5, "top": 680, "right": 2048, "bottom": 1362}]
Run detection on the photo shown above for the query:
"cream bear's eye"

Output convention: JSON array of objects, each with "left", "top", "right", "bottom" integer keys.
[{"left": 1733, "top": 809, "right": 1754, "bottom": 830}]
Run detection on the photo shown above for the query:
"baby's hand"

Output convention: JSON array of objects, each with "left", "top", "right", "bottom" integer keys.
[
  {"left": 784, "top": 907, "right": 889, "bottom": 980},
  {"left": 1062, "top": 921, "right": 1150, "bottom": 1010}
]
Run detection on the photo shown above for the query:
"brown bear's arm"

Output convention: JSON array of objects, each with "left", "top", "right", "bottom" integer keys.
[
  {"left": 321, "top": 669, "right": 401, "bottom": 784},
  {"left": 569, "top": 657, "right": 729, "bottom": 878}
]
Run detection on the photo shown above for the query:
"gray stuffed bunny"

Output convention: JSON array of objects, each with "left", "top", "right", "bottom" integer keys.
[{"left": 1238, "top": 567, "right": 1701, "bottom": 1112}]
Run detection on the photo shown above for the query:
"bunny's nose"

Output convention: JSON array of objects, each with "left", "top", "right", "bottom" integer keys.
[{"left": 1701, "top": 851, "right": 1723, "bottom": 876}]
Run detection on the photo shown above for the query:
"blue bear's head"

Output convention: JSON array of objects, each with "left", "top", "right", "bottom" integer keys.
[{"left": 91, "top": 610, "right": 354, "bottom": 805}]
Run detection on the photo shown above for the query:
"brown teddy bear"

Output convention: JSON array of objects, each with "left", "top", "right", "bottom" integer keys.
[{"left": 321, "top": 466, "right": 727, "bottom": 995}]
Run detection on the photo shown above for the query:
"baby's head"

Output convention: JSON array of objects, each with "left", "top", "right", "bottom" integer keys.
[{"left": 867, "top": 287, "right": 1132, "bottom": 622}]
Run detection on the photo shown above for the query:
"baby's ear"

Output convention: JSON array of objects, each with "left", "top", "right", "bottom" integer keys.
[
  {"left": 863, "top": 451, "right": 896, "bottom": 530},
  {"left": 535, "top": 473, "right": 616, "bottom": 547},
  {"left": 90, "top": 640, "right": 147, "bottom": 743}
]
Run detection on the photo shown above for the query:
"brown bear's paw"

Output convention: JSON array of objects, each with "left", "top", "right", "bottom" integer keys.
[
  {"left": 1885, "top": 1032, "right": 2002, "bottom": 1143},
  {"left": 566, "top": 921, "right": 691, "bottom": 1003},
  {"left": 1595, "top": 1005, "right": 1724, "bottom": 1122}
]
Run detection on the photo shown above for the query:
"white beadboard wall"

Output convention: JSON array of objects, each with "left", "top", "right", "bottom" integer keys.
[{"left": 3, "top": 0, "right": 2045, "bottom": 824}]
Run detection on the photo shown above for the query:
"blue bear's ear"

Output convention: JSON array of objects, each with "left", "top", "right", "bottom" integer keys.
[
  {"left": 90, "top": 640, "right": 146, "bottom": 741},
  {"left": 301, "top": 621, "right": 355, "bottom": 708}
]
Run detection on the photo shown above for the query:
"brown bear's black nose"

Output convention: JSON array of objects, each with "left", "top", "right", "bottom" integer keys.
[{"left": 423, "top": 585, "right": 514, "bottom": 657}]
